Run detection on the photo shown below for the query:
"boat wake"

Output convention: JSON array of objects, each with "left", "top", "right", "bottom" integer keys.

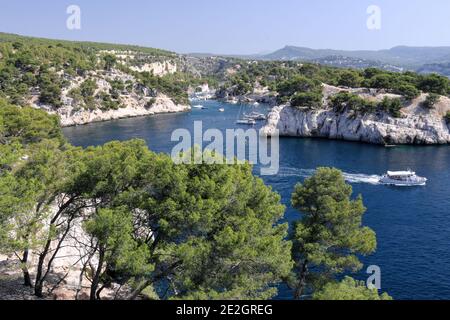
[
  {"left": 275, "top": 167, "right": 382, "bottom": 185},
  {"left": 342, "top": 172, "right": 382, "bottom": 185}
]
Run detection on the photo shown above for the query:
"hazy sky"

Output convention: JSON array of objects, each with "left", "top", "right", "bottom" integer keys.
[{"left": 0, "top": 0, "right": 449, "bottom": 54}]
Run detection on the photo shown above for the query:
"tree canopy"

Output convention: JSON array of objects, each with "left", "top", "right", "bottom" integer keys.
[
  {"left": 312, "top": 277, "right": 392, "bottom": 300},
  {"left": 0, "top": 104, "right": 293, "bottom": 299},
  {"left": 289, "top": 167, "right": 377, "bottom": 299}
]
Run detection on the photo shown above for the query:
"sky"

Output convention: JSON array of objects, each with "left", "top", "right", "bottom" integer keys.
[{"left": 0, "top": 0, "right": 449, "bottom": 54}]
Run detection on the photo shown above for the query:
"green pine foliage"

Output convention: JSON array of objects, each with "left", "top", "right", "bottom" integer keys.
[
  {"left": 329, "top": 92, "right": 403, "bottom": 117},
  {"left": 312, "top": 277, "right": 392, "bottom": 300},
  {"left": 226, "top": 60, "right": 449, "bottom": 112},
  {"left": 289, "top": 168, "right": 377, "bottom": 299},
  {"left": 0, "top": 102, "right": 388, "bottom": 300},
  {"left": 0, "top": 33, "right": 192, "bottom": 110},
  {"left": 0, "top": 102, "right": 293, "bottom": 300},
  {"left": 422, "top": 93, "right": 441, "bottom": 109}
]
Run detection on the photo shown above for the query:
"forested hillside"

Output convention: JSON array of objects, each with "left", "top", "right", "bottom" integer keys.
[
  {"left": 0, "top": 33, "right": 213, "bottom": 118},
  {"left": 218, "top": 59, "right": 450, "bottom": 120}
]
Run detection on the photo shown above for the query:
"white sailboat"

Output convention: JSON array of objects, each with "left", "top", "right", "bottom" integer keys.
[{"left": 236, "top": 103, "right": 256, "bottom": 125}]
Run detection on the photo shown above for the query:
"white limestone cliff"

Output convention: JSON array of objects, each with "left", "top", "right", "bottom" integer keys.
[
  {"left": 29, "top": 68, "right": 190, "bottom": 127},
  {"left": 262, "top": 87, "right": 450, "bottom": 145},
  {"left": 48, "top": 93, "right": 190, "bottom": 127}
]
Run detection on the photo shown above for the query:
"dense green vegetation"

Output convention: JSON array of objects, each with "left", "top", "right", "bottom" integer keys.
[
  {"left": 0, "top": 101, "right": 387, "bottom": 300},
  {"left": 329, "top": 92, "right": 403, "bottom": 117},
  {"left": 0, "top": 101, "right": 292, "bottom": 299},
  {"left": 2, "top": 32, "right": 449, "bottom": 117},
  {"left": 134, "top": 70, "right": 191, "bottom": 105},
  {"left": 220, "top": 60, "right": 449, "bottom": 116},
  {"left": 0, "top": 33, "right": 194, "bottom": 110},
  {"left": 0, "top": 32, "right": 175, "bottom": 57},
  {"left": 312, "top": 277, "right": 392, "bottom": 300},
  {"left": 276, "top": 75, "right": 323, "bottom": 107},
  {"left": 422, "top": 93, "right": 441, "bottom": 109},
  {"left": 289, "top": 168, "right": 385, "bottom": 299}
]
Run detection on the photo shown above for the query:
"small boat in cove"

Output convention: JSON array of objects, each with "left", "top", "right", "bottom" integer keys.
[
  {"left": 243, "top": 112, "right": 267, "bottom": 120},
  {"left": 219, "top": 108, "right": 225, "bottom": 112},
  {"left": 379, "top": 170, "right": 427, "bottom": 186},
  {"left": 236, "top": 119, "right": 256, "bottom": 125}
]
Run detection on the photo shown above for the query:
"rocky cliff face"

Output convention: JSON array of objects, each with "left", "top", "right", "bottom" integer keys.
[
  {"left": 129, "top": 61, "right": 178, "bottom": 76},
  {"left": 262, "top": 89, "right": 450, "bottom": 145},
  {"left": 29, "top": 67, "right": 190, "bottom": 127},
  {"left": 49, "top": 95, "right": 191, "bottom": 127},
  {"left": 47, "top": 93, "right": 189, "bottom": 127}
]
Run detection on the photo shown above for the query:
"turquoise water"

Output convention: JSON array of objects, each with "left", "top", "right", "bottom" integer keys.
[{"left": 63, "top": 100, "right": 450, "bottom": 300}]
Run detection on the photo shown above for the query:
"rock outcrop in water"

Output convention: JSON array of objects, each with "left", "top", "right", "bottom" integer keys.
[
  {"left": 262, "top": 85, "right": 450, "bottom": 145},
  {"left": 46, "top": 93, "right": 190, "bottom": 127}
]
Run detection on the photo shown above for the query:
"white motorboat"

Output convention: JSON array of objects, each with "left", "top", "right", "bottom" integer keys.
[
  {"left": 236, "top": 119, "right": 256, "bottom": 125},
  {"left": 192, "top": 105, "right": 204, "bottom": 109},
  {"left": 243, "top": 112, "right": 267, "bottom": 120},
  {"left": 219, "top": 108, "right": 225, "bottom": 112},
  {"left": 379, "top": 170, "right": 427, "bottom": 186}
]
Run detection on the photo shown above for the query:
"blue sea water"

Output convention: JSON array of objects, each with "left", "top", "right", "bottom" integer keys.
[{"left": 63, "top": 100, "right": 450, "bottom": 300}]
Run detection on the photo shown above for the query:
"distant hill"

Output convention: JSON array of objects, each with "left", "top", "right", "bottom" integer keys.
[
  {"left": 417, "top": 62, "right": 450, "bottom": 77},
  {"left": 310, "top": 55, "right": 404, "bottom": 72},
  {"left": 0, "top": 32, "right": 176, "bottom": 57},
  {"left": 261, "top": 46, "right": 450, "bottom": 66},
  {"left": 192, "top": 45, "right": 450, "bottom": 77},
  {"left": 259, "top": 45, "right": 450, "bottom": 68}
]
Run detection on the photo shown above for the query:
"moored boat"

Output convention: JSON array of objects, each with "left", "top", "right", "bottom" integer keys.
[
  {"left": 243, "top": 112, "right": 267, "bottom": 120},
  {"left": 236, "top": 119, "right": 256, "bottom": 125}
]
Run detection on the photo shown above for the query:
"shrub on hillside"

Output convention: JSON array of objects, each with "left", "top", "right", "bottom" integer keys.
[
  {"left": 422, "top": 93, "right": 441, "bottom": 109},
  {"left": 396, "top": 83, "right": 420, "bottom": 101},
  {"left": 291, "top": 92, "right": 323, "bottom": 109},
  {"left": 329, "top": 92, "right": 376, "bottom": 114},
  {"left": 337, "top": 70, "right": 363, "bottom": 88},
  {"left": 378, "top": 97, "right": 403, "bottom": 118}
]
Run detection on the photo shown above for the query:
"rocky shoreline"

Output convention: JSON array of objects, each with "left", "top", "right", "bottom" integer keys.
[
  {"left": 34, "top": 86, "right": 191, "bottom": 127},
  {"left": 34, "top": 78, "right": 450, "bottom": 145},
  {"left": 262, "top": 101, "right": 450, "bottom": 145},
  {"left": 53, "top": 97, "right": 190, "bottom": 127}
]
